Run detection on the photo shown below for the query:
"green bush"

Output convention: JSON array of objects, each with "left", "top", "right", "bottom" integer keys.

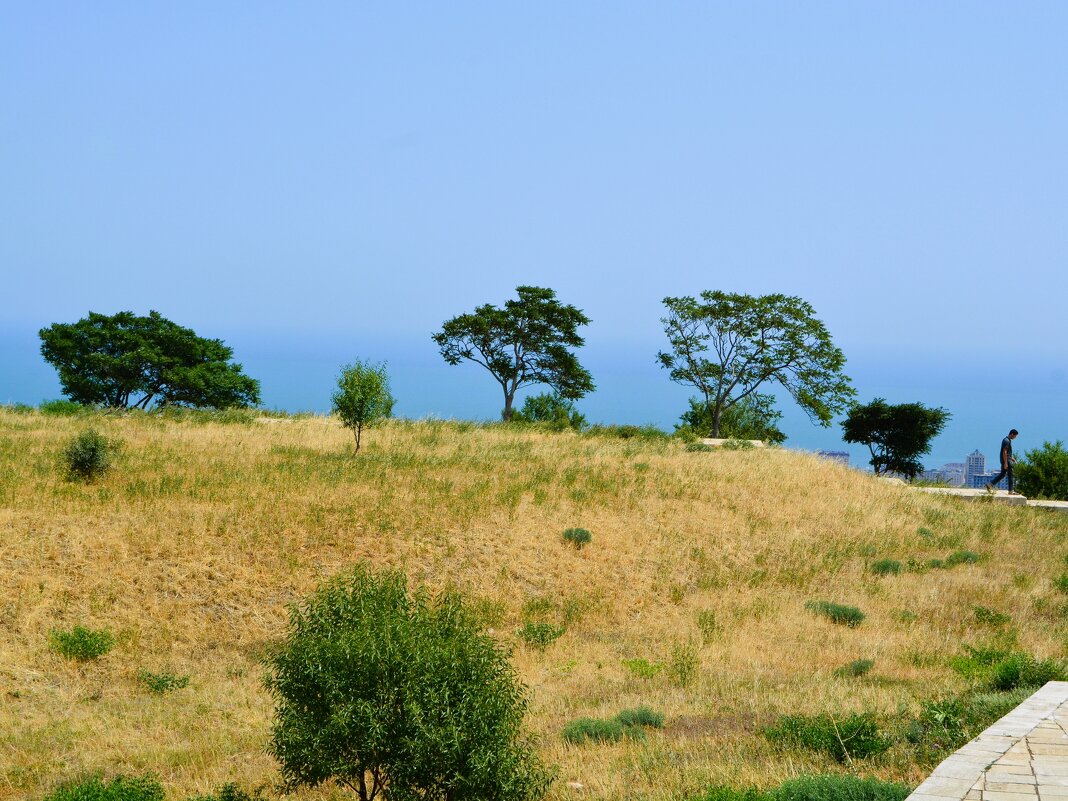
[
  {"left": 518, "top": 621, "right": 565, "bottom": 649},
  {"left": 562, "top": 717, "right": 629, "bottom": 744},
  {"left": 805, "top": 600, "right": 865, "bottom": 627},
  {"left": 669, "top": 641, "right": 700, "bottom": 687},
  {"left": 63, "top": 429, "right": 117, "bottom": 481},
  {"left": 1016, "top": 441, "right": 1068, "bottom": 501},
  {"left": 771, "top": 775, "right": 910, "bottom": 801},
  {"left": 945, "top": 550, "right": 981, "bottom": 567},
  {"left": 987, "top": 653, "right": 1066, "bottom": 691},
  {"left": 765, "top": 712, "right": 888, "bottom": 762},
  {"left": 676, "top": 393, "right": 787, "bottom": 445},
  {"left": 137, "top": 670, "right": 190, "bottom": 694},
  {"left": 834, "top": 658, "right": 874, "bottom": 678},
  {"left": 1053, "top": 574, "right": 1068, "bottom": 594},
  {"left": 264, "top": 563, "right": 550, "bottom": 801},
  {"left": 49, "top": 626, "right": 115, "bottom": 661},
  {"left": 511, "top": 393, "right": 587, "bottom": 431},
  {"left": 906, "top": 687, "right": 1034, "bottom": 757},
  {"left": 686, "top": 442, "right": 714, "bottom": 453},
  {"left": 973, "top": 606, "right": 1010, "bottom": 626},
  {"left": 615, "top": 705, "right": 665, "bottom": 728},
  {"left": 621, "top": 658, "right": 663, "bottom": 679},
  {"left": 869, "top": 559, "right": 902, "bottom": 576},
  {"left": 583, "top": 424, "right": 671, "bottom": 440},
  {"left": 40, "top": 399, "right": 88, "bottom": 416},
  {"left": 41, "top": 774, "right": 164, "bottom": 801},
  {"left": 187, "top": 784, "right": 264, "bottom": 801},
  {"left": 720, "top": 438, "right": 755, "bottom": 451},
  {"left": 562, "top": 527, "right": 592, "bottom": 549}
]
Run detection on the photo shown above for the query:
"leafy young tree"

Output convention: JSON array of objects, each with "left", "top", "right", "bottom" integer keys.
[
  {"left": 1015, "top": 441, "right": 1068, "bottom": 501},
  {"left": 841, "top": 398, "right": 950, "bottom": 478},
  {"left": 39, "top": 311, "right": 260, "bottom": 409},
  {"left": 658, "top": 292, "right": 854, "bottom": 437},
  {"left": 264, "top": 564, "right": 550, "bottom": 801},
  {"left": 332, "top": 361, "right": 395, "bottom": 453},
  {"left": 677, "top": 392, "right": 787, "bottom": 444},
  {"left": 432, "top": 286, "right": 594, "bottom": 421},
  {"left": 510, "top": 392, "right": 587, "bottom": 431}
]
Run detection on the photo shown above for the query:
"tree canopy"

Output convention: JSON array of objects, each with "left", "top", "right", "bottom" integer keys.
[
  {"left": 39, "top": 311, "right": 260, "bottom": 409},
  {"left": 432, "top": 286, "right": 594, "bottom": 421},
  {"left": 841, "top": 398, "right": 950, "bottom": 478},
  {"left": 658, "top": 291, "right": 854, "bottom": 437}
]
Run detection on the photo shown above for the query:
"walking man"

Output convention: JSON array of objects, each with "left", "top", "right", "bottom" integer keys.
[{"left": 986, "top": 429, "right": 1019, "bottom": 494}]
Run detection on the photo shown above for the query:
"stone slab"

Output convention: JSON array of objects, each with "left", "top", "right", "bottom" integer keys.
[{"left": 916, "top": 487, "right": 1028, "bottom": 506}]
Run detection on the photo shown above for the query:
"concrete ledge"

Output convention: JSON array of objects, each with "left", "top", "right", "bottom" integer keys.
[
  {"left": 1027, "top": 500, "right": 1068, "bottom": 515},
  {"left": 907, "top": 681, "right": 1068, "bottom": 801},
  {"left": 916, "top": 488, "right": 1028, "bottom": 506}
]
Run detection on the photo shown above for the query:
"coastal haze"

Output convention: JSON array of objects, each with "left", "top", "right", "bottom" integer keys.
[{"left": 2, "top": 4, "right": 1066, "bottom": 471}]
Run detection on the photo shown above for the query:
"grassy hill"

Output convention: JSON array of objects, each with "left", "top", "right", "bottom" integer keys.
[{"left": 1, "top": 408, "right": 1066, "bottom": 800}]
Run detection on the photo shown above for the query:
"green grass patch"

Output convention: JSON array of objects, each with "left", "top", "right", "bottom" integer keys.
[
  {"left": 869, "top": 559, "right": 902, "bottom": 576},
  {"left": 49, "top": 626, "right": 115, "bottom": 662},
  {"left": 765, "top": 712, "right": 888, "bottom": 762},
  {"left": 517, "top": 621, "right": 565, "bottom": 649},
  {"left": 834, "top": 658, "right": 874, "bottom": 678},
  {"left": 41, "top": 774, "right": 164, "bottom": 801},
  {"left": 562, "top": 706, "right": 666, "bottom": 744},
  {"left": 621, "top": 658, "right": 663, "bottom": 679},
  {"left": 137, "top": 669, "right": 190, "bottom": 694},
  {"left": 562, "top": 527, "right": 592, "bottom": 549},
  {"left": 805, "top": 600, "right": 865, "bottom": 627},
  {"left": 973, "top": 606, "right": 1010, "bottom": 626}
]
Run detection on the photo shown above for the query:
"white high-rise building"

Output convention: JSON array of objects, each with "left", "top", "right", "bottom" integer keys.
[{"left": 965, "top": 450, "right": 986, "bottom": 485}]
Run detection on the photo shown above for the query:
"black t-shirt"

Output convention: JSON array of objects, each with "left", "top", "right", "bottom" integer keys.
[{"left": 1001, "top": 436, "right": 1013, "bottom": 463}]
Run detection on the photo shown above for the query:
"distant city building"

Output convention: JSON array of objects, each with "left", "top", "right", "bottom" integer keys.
[
  {"left": 816, "top": 450, "right": 850, "bottom": 467},
  {"left": 965, "top": 450, "right": 986, "bottom": 485},
  {"left": 920, "top": 463, "right": 966, "bottom": 486},
  {"left": 968, "top": 472, "right": 1008, "bottom": 490}
]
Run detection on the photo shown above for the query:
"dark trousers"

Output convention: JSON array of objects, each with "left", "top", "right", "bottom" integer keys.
[{"left": 989, "top": 465, "right": 1014, "bottom": 492}]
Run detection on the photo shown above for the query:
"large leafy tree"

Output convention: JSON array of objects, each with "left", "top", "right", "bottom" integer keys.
[
  {"left": 39, "top": 311, "right": 260, "bottom": 409},
  {"left": 1013, "top": 441, "right": 1068, "bottom": 501},
  {"left": 432, "top": 286, "right": 594, "bottom": 421},
  {"left": 658, "top": 291, "right": 855, "bottom": 437},
  {"left": 841, "top": 398, "right": 950, "bottom": 478}
]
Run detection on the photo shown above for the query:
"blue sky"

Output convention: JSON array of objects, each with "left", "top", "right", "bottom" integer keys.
[{"left": 2, "top": 3, "right": 1065, "bottom": 467}]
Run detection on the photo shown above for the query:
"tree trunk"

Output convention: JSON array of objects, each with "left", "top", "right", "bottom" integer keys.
[
  {"left": 502, "top": 391, "right": 515, "bottom": 421},
  {"left": 354, "top": 424, "right": 362, "bottom": 453},
  {"left": 712, "top": 403, "right": 723, "bottom": 438}
]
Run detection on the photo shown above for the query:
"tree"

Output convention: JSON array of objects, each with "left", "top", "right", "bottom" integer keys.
[
  {"left": 658, "top": 292, "right": 854, "bottom": 437},
  {"left": 264, "top": 564, "right": 550, "bottom": 801},
  {"left": 841, "top": 398, "right": 950, "bottom": 478},
  {"left": 39, "top": 311, "right": 260, "bottom": 409},
  {"left": 332, "top": 361, "right": 395, "bottom": 453},
  {"left": 677, "top": 392, "right": 787, "bottom": 444},
  {"left": 1016, "top": 441, "right": 1068, "bottom": 501},
  {"left": 432, "top": 286, "right": 594, "bottom": 421},
  {"left": 510, "top": 392, "right": 587, "bottom": 431}
]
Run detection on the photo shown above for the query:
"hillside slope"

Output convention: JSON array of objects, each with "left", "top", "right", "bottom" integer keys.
[{"left": 1, "top": 409, "right": 1066, "bottom": 800}]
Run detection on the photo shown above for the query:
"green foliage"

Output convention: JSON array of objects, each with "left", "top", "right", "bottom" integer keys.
[
  {"left": 1054, "top": 574, "right": 1068, "bottom": 594},
  {"left": 186, "top": 784, "right": 264, "bottom": 801},
  {"left": 669, "top": 641, "right": 700, "bottom": 687},
  {"left": 771, "top": 775, "right": 910, "bottom": 801},
  {"left": 720, "top": 438, "right": 755, "bottom": 451},
  {"left": 658, "top": 291, "right": 854, "bottom": 437},
  {"left": 686, "top": 442, "right": 714, "bottom": 452},
  {"left": 63, "top": 429, "right": 117, "bottom": 481},
  {"left": 40, "top": 398, "right": 87, "bottom": 416},
  {"left": 137, "top": 669, "right": 190, "bottom": 694},
  {"left": 615, "top": 706, "right": 665, "bottom": 729},
  {"left": 765, "top": 712, "right": 888, "bottom": 762},
  {"left": 331, "top": 360, "right": 395, "bottom": 453},
  {"left": 973, "top": 606, "right": 1010, "bottom": 626},
  {"left": 677, "top": 394, "right": 787, "bottom": 444},
  {"left": 583, "top": 423, "right": 671, "bottom": 440},
  {"left": 561, "top": 717, "right": 628, "bottom": 744},
  {"left": 518, "top": 622, "right": 565, "bottom": 649},
  {"left": 905, "top": 687, "right": 1034, "bottom": 757},
  {"left": 948, "top": 645, "right": 1065, "bottom": 690},
  {"left": 49, "top": 626, "right": 115, "bottom": 661},
  {"left": 511, "top": 392, "right": 587, "bottom": 431},
  {"left": 1016, "top": 441, "right": 1068, "bottom": 500},
  {"left": 692, "top": 787, "right": 767, "bottom": 801},
  {"left": 696, "top": 609, "right": 721, "bottom": 643},
  {"left": 834, "top": 658, "right": 875, "bottom": 678},
  {"left": 621, "top": 658, "right": 663, "bottom": 679},
  {"left": 264, "top": 563, "right": 550, "bottom": 801},
  {"left": 869, "top": 559, "right": 902, "bottom": 576},
  {"left": 41, "top": 774, "right": 164, "bottom": 801},
  {"left": 562, "top": 706, "right": 665, "bottom": 745},
  {"left": 562, "top": 527, "right": 592, "bottom": 549},
  {"left": 805, "top": 600, "right": 865, "bottom": 627},
  {"left": 841, "top": 398, "right": 950, "bottom": 478},
  {"left": 945, "top": 550, "right": 980, "bottom": 567},
  {"left": 433, "top": 285, "right": 595, "bottom": 421},
  {"left": 40, "top": 310, "right": 259, "bottom": 409}
]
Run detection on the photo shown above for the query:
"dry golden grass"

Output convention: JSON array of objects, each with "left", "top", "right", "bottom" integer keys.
[{"left": 1, "top": 408, "right": 1067, "bottom": 800}]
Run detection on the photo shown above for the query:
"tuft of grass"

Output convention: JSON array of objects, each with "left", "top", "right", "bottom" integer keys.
[
  {"left": 771, "top": 775, "right": 911, "bottom": 801},
  {"left": 696, "top": 609, "right": 721, "bottom": 643},
  {"left": 765, "top": 712, "right": 888, "bottom": 763},
  {"left": 63, "top": 429, "right": 118, "bottom": 482},
  {"left": 805, "top": 600, "right": 865, "bottom": 627},
  {"left": 562, "top": 717, "right": 629, "bottom": 744},
  {"left": 833, "top": 658, "right": 874, "bottom": 678},
  {"left": 518, "top": 621, "right": 565, "bottom": 649},
  {"left": 621, "top": 658, "right": 663, "bottom": 679},
  {"left": 562, "top": 527, "right": 592, "bottom": 549},
  {"left": 949, "top": 645, "right": 1065, "bottom": 690},
  {"left": 869, "top": 559, "right": 902, "bottom": 576},
  {"left": 137, "top": 669, "right": 190, "bottom": 695},
  {"left": 973, "top": 606, "right": 1011, "bottom": 627},
  {"left": 669, "top": 641, "right": 700, "bottom": 687},
  {"left": 945, "top": 550, "right": 981, "bottom": 567},
  {"left": 41, "top": 774, "right": 164, "bottom": 801},
  {"left": 40, "top": 399, "right": 89, "bottom": 417},
  {"left": 686, "top": 442, "right": 714, "bottom": 453},
  {"left": 615, "top": 705, "right": 665, "bottom": 729},
  {"left": 187, "top": 784, "right": 265, "bottom": 801},
  {"left": 1053, "top": 574, "right": 1068, "bottom": 594},
  {"left": 49, "top": 626, "right": 115, "bottom": 662},
  {"left": 720, "top": 438, "right": 755, "bottom": 451}
]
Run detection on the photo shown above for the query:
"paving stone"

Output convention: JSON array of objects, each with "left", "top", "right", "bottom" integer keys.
[
  {"left": 987, "top": 783, "right": 1039, "bottom": 793},
  {"left": 983, "top": 792, "right": 1043, "bottom": 801}
]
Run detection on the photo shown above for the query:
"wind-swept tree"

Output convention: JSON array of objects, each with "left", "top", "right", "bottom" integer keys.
[
  {"left": 658, "top": 292, "right": 854, "bottom": 437},
  {"left": 432, "top": 286, "right": 594, "bottom": 421},
  {"left": 39, "top": 311, "right": 259, "bottom": 409},
  {"left": 841, "top": 398, "right": 950, "bottom": 478}
]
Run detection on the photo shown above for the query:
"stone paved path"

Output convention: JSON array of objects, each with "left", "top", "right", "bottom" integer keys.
[{"left": 909, "top": 683, "right": 1068, "bottom": 801}]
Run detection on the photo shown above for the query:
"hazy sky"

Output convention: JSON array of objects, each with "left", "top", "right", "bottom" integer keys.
[{"left": 2, "top": 3, "right": 1065, "bottom": 467}]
